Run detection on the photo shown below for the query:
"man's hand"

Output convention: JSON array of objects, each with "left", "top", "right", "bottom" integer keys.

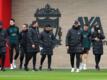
[
  {"left": 95, "top": 37, "right": 99, "bottom": 41},
  {"left": 39, "top": 47, "right": 43, "bottom": 51},
  {"left": 32, "top": 44, "right": 35, "bottom": 48},
  {"left": 66, "top": 46, "right": 69, "bottom": 49},
  {"left": 98, "top": 30, "right": 101, "bottom": 33},
  {"left": 6, "top": 43, "right": 9, "bottom": 48}
]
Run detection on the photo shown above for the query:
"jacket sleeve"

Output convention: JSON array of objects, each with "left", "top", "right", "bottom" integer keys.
[
  {"left": 6, "top": 28, "right": 10, "bottom": 45},
  {"left": 99, "top": 26, "right": 105, "bottom": 40},
  {"left": 19, "top": 32, "right": 22, "bottom": 44},
  {"left": 4, "top": 30, "right": 8, "bottom": 45},
  {"left": 88, "top": 30, "right": 93, "bottom": 41},
  {"left": 6, "top": 28, "right": 10, "bottom": 38},
  {"left": 16, "top": 27, "right": 20, "bottom": 41},
  {"left": 91, "top": 32, "right": 96, "bottom": 41},
  {"left": 51, "top": 33, "right": 57, "bottom": 47},
  {"left": 66, "top": 29, "right": 71, "bottom": 46},
  {"left": 28, "top": 28, "right": 34, "bottom": 45},
  {"left": 99, "top": 32, "right": 105, "bottom": 40},
  {"left": 39, "top": 32, "right": 44, "bottom": 47},
  {"left": 51, "top": 33, "right": 56, "bottom": 41}
]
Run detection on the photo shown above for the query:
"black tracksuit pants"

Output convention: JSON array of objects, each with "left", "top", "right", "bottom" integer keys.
[
  {"left": 19, "top": 46, "right": 26, "bottom": 68},
  {"left": 95, "top": 54, "right": 102, "bottom": 67},
  {"left": 0, "top": 53, "right": 6, "bottom": 69},
  {"left": 10, "top": 43, "right": 19, "bottom": 64},
  {"left": 70, "top": 53, "right": 80, "bottom": 69},
  {"left": 24, "top": 52, "right": 37, "bottom": 69},
  {"left": 40, "top": 54, "right": 52, "bottom": 69}
]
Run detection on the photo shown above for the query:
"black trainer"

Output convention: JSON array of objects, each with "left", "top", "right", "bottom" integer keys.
[
  {"left": 1, "top": 68, "right": 6, "bottom": 71},
  {"left": 39, "top": 66, "right": 42, "bottom": 71}
]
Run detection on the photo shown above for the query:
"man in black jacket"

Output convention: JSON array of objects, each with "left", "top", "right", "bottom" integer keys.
[
  {"left": 24, "top": 21, "right": 40, "bottom": 71},
  {"left": 91, "top": 25, "right": 105, "bottom": 70},
  {"left": 0, "top": 21, "right": 7, "bottom": 71},
  {"left": 19, "top": 24, "right": 28, "bottom": 69},
  {"left": 66, "top": 21, "right": 83, "bottom": 72},
  {"left": 39, "top": 24, "right": 56, "bottom": 71}
]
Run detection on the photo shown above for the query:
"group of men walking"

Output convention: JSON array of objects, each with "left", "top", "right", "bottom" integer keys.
[
  {"left": 0, "top": 19, "right": 56, "bottom": 71},
  {"left": 0, "top": 19, "right": 105, "bottom": 72},
  {"left": 66, "top": 21, "right": 105, "bottom": 72}
]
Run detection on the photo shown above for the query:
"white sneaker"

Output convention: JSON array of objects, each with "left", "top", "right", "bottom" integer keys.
[
  {"left": 10, "top": 64, "right": 14, "bottom": 69},
  {"left": 71, "top": 68, "right": 75, "bottom": 72},
  {"left": 13, "top": 60, "right": 17, "bottom": 69},
  {"left": 13, "top": 64, "right": 16, "bottom": 69},
  {"left": 79, "top": 63, "right": 83, "bottom": 70},
  {"left": 76, "top": 69, "right": 80, "bottom": 73},
  {"left": 83, "top": 64, "right": 87, "bottom": 70}
]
